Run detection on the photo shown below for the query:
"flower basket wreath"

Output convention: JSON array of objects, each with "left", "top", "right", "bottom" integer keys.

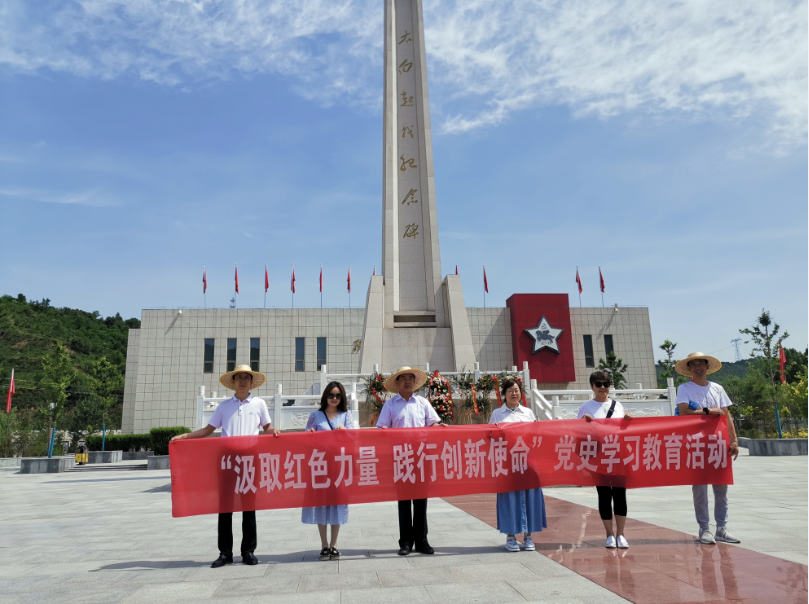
[{"left": 428, "top": 371, "right": 454, "bottom": 424}]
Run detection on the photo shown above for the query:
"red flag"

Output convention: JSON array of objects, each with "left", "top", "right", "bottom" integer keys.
[
  {"left": 455, "top": 265, "right": 458, "bottom": 276},
  {"left": 5, "top": 369, "right": 14, "bottom": 413},
  {"left": 347, "top": 267, "right": 351, "bottom": 293},
  {"left": 779, "top": 345, "right": 787, "bottom": 384},
  {"left": 234, "top": 265, "right": 239, "bottom": 294},
  {"left": 373, "top": 266, "right": 376, "bottom": 276},
  {"left": 599, "top": 268, "right": 605, "bottom": 293},
  {"left": 319, "top": 266, "right": 323, "bottom": 293},
  {"left": 264, "top": 266, "right": 269, "bottom": 293},
  {"left": 202, "top": 266, "right": 207, "bottom": 294},
  {"left": 291, "top": 268, "right": 296, "bottom": 294},
  {"left": 483, "top": 266, "right": 489, "bottom": 293},
  {"left": 576, "top": 269, "right": 582, "bottom": 294}
]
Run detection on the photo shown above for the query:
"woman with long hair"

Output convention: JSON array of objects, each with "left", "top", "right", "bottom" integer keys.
[
  {"left": 488, "top": 378, "right": 547, "bottom": 552},
  {"left": 302, "top": 380, "right": 355, "bottom": 560}
]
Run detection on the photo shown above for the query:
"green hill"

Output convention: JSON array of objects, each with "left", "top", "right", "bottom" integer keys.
[
  {"left": 655, "top": 358, "right": 752, "bottom": 386},
  {"left": 0, "top": 294, "right": 140, "bottom": 410}
]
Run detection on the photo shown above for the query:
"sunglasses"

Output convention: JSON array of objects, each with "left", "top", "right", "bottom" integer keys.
[
  {"left": 592, "top": 381, "right": 611, "bottom": 388},
  {"left": 327, "top": 393, "right": 343, "bottom": 400}
]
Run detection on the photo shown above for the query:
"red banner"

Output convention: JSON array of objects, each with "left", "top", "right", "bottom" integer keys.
[{"left": 169, "top": 416, "right": 733, "bottom": 518}]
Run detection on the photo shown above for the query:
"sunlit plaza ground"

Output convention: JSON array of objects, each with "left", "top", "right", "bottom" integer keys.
[{"left": 1, "top": 448, "right": 805, "bottom": 604}]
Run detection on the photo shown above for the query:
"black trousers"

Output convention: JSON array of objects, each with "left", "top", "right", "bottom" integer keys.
[
  {"left": 398, "top": 499, "right": 428, "bottom": 548},
  {"left": 596, "top": 486, "right": 627, "bottom": 520},
  {"left": 218, "top": 511, "right": 257, "bottom": 556}
]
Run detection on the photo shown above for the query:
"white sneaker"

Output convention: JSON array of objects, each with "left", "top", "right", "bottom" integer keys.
[
  {"left": 605, "top": 536, "right": 617, "bottom": 549},
  {"left": 505, "top": 535, "right": 520, "bottom": 552},
  {"left": 715, "top": 527, "right": 741, "bottom": 544},
  {"left": 616, "top": 535, "right": 629, "bottom": 549},
  {"left": 699, "top": 529, "right": 716, "bottom": 544},
  {"left": 523, "top": 535, "right": 535, "bottom": 551}
]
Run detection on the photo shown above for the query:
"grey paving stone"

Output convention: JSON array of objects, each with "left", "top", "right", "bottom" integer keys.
[
  {"left": 452, "top": 561, "right": 540, "bottom": 583},
  {"left": 510, "top": 578, "right": 630, "bottom": 603},
  {"left": 377, "top": 565, "right": 461, "bottom": 587},
  {"left": 186, "top": 562, "right": 269, "bottom": 581},
  {"left": 122, "top": 580, "right": 220, "bottom": 603},
  {"left": 211, "top": 574, "right": 303, "bottom": 597},
  {"left": 426, "top": 580, "right": 527, "bottom": 603},
  {"left": 338, "top": 556, "right": 413, "bottom": 572},
  {"left": 405, "top": 552, "right": 483, "bottom": 568},
  {"left": 298, "top": 570, "right": 380, "bottom": 592},
  {"left": 340, "top": 585, "right": 434, "bottom": 604}
]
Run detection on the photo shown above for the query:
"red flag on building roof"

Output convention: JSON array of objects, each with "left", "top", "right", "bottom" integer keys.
[
  {"left": 373, "top": 266, "right": 376, "bottom": 276},
  {"left": 575, "top": 268, "right": 583, "bottom": 294},
  {"left": 599, "top": 267, "right": 605, "bottom": 293},
  {"left": 5, "top": 369, "right": 14, "bottom": 413},
  {"left": 455, "top": 265, "right": 458, "bottom": 276},
  {"left": 347, "top": 266, "right": 351, "bottom": 293},
  {"left": 291, "top": 267, "right": 296, "bottom": 294},
  {"left": 264, "top": 265, "right": 269, "bottom": 293},
  {"left": 483, "top": 266, "right": 489, "bottom": 293},
  {"left": 779, "top": 345, "right": 787, "bottom": 384},
  {"left": 235, "top": 265, "right": 239, "bottom": 294},
  {"left": 202, "top": 266, "right": 207, "bottom": 294}
]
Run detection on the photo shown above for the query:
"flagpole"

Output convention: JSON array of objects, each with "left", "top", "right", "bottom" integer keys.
[
  {"left": 483, "top": 265, "right": 486, "bottom": 309},
  {"left": 203, "top": 265, "right": 206, "bottom": 310},
  {"left": 348, "top": 265, "right": 351, "bottom": 309},
  {"left": 5, "top": 368, "right": 13, "bottom": 457},
  {"left": 599, "top": 266, "right": 604, "bottom": 308},
  {"left": 577, "top": 265, "right": 581, "bottom": 308},
  {"left": 291, "top": 264, "right": 294, "bottom": 310},
  {"left": 320, "top": 264, "right": 323, "bottom": 309}
]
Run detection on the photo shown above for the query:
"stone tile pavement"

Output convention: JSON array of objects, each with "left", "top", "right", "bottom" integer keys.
[
  {"left": 0, "top": 466, "right": 627, "bottom": 604},
  {"left": 0, "top": 447, "right": 804, "bottom": 603},
  {"left": 545, "top": 448, "right": 808, "bottom": 565}
]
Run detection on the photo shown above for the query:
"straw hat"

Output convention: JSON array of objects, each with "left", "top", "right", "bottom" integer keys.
[
  {"left": 675, "top": 352, "right": 722, "bottom": 377},
  {"left": 219, "top": 365, "right": 266, "bottom": 390},
  {"left": 384, "top": 366, "right": 428, "bottom": 393}
]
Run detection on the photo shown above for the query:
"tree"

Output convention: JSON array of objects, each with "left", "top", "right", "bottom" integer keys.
[
  {"left": 40, "top": 343, "right": 76, "bottom": 434},
  {"left": 740, "top": 309, "right": 788, "bottom": 387},
  {"left": 598, "top": 352, "right": 629, "bottom": 390},
  {"left": 86, "top": 357, "right": 125, "bottom": 446},
  {"left": 784, "top": 348, "right": 808, "bottom": 384},
  {"left": 656, "top": 339, "right": 687, "bottom": 388}
]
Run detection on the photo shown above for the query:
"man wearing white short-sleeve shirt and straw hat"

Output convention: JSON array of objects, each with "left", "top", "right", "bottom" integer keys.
[
  {"left": 376, "top": 366, "right": 447, "bottom": 556},
  {"left": 172, "top": 364, "right": 280, "bottom": 567},
  {"left": 675, "top": 352, "right": 740, "bottom": 545}
]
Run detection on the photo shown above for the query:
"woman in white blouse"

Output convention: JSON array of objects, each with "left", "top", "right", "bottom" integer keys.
[
  {"left": 489, "top": 379, "right": 547, "bottom": 552},
  {"left": 577, "top": 370, "right": 633, "bottom": 549}
]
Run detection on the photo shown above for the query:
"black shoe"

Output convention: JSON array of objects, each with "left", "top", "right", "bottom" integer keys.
[
  {"left": 319, "top": 547, "right": 331, "bottom": 561},
  {"left": 211, "top": 553, "right": 233, "bottom": 568},
  {"left": 329, "top": 547, "right": 340, "bottom": 559},
  {"left": 397, "top": 544, "right": 412, "bottom": 556},
  {"left": 415, "top": 542, "right": 434, "bottom": 555},
  {"left": 241, "top": 552, "right": 258, "bottom": 565}
]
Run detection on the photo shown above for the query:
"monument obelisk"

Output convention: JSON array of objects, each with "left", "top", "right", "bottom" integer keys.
[{"left": 359, "top": 0, "right": 475, "bottom": 373}]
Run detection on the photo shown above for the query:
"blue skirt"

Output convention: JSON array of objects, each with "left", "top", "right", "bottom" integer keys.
[
  {"left": 496, "top": 488, "right": 547, "bottom": 535},
  {"left": 301, "top": 505, "right": 349, "bottom": 526}
]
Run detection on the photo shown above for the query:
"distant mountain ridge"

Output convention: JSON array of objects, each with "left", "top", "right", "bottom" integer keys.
[{"left": 655, "top": 358, "right": 752, "bottom": 384}]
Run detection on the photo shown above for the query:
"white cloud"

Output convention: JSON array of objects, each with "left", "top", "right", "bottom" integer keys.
[
  {"left": 0, "top": 187, "right": 118, "bottom": 207},
  {"left": 1, "top": 0, "right": 805, "bottom": 151}
]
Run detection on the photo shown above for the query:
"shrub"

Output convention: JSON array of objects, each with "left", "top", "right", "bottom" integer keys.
[
  {"left": 149, "top": 426, "right": 191, "bottom": 456},
  {"left": 85, "top": 433, "right": 151, "bottom": 451}
]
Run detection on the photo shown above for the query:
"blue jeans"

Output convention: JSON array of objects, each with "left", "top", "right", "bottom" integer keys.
[{"left": 692, "top": 484, "right": 729, "bottom": 530}]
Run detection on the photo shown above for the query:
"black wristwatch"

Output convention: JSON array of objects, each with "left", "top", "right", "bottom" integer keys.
[{"left": 703, "top": 407, "right": 710, "bottom": 415}]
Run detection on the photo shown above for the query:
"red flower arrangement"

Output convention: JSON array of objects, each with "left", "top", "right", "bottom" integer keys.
[{"left": 428, "top": 371, "right": 454, "bottom": 423}]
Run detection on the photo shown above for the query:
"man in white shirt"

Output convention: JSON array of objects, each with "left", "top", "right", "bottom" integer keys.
[
  {"left": 172, "top": 364, "right": 279, "bottom": 567},
  {"left": 675, "top": 352, "right": 740, "bottom": 545},
  {"left": 377, "top": 367, "right": 446, "bottom": 556}
]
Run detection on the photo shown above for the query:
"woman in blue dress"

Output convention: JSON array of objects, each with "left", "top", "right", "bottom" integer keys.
[
  {"left": 488, "top": 379, "right": 547, "bottom": 552},
  {"left": 303, "top": 380, "right": 355, "bottom": 560}
]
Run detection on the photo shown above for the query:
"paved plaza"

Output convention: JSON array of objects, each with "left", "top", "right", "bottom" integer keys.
[{"left": 0, "top": 448, "right": 805, "bottom": 604}]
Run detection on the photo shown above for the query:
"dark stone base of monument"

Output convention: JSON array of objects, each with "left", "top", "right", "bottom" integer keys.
[
  {"left": 739, "top": 437, "right": 807, "bottom": 456},
  {"left": 20, "top": 456, "right": 75, "bottom": 473},
  {"left": 122, "top": 451, "right": 152, "bottom": 461},
  {"left": 87, "top": 450, "right": 123, "bottom": 464},
  {"left": 147, "top": 455, "right": 170, "bottom": 470},
  {"left": 0, "top": 458, "right": 22, "bottom": 468}
]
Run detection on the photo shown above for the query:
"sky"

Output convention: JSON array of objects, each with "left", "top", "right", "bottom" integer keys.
[{"left": 1, "top": 0, "right": 807, "bottom": 363}]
